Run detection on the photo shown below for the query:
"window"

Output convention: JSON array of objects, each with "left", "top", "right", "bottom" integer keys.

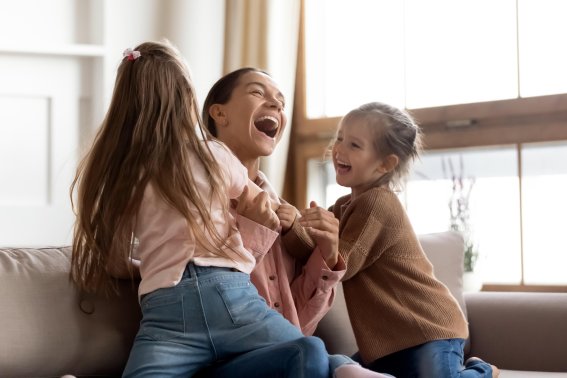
[
  {"left": 304, "top": 0, "right": 567, "bottom": 116},
  {"left": 405, "top": 147, "right": 523, "bottom": 286},
  {"left": 521, "top": 142, "right": 567, "bottom": 285},
  {"left": 291, "top": 0, "right": 567, "bottom": 291},
  {"left": 306, "top": 142, "right": 567, "bottom": 287}
]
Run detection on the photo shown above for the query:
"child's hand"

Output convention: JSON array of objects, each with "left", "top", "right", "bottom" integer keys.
[
  {"left": 276, "top": 203, "right": 297, "bottom": 233},
  {"left": 233, "top": 186, "right": 280, "bottom": 231},
  {"left": 299, "top": 201, "right": 339, "bottom": 268}
]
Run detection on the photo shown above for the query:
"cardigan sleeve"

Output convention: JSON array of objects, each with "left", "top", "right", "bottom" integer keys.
[
  {"left": 281, "top": 218, "right": 315, "bottom": 262},
  {"left": 338, "top": 193, "right": 403, "bottom": 282}
]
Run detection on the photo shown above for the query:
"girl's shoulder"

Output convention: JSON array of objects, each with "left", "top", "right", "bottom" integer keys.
[
  {"left": 355, "top": 187, "right": 400, "bottom": 207},
  {"left": 204, "top": 139, "right": 241, "bottom": 166},
  {"left": 354, "top": 187, "right": 407, "bottom": 226}
]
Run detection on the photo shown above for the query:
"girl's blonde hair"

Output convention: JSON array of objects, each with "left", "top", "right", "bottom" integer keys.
[
  {"left": 70, "top": 40, "right": 230, "bottom": 295},
  {"left": 340, "top": 101, "right": 423, "bottom": 190}
]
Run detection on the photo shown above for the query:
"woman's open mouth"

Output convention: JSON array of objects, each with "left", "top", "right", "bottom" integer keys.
[{"left": 254, "top": 116, "right": 279, "bottom": 138}]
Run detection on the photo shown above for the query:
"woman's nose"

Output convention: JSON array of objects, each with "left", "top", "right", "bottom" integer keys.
[{"left": 266, "top": 97, "right": 283, "bottom": 111}]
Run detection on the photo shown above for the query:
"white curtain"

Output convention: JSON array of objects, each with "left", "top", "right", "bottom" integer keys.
[{"left": 224, "top": 0, "right": 301, "bottom": 196}]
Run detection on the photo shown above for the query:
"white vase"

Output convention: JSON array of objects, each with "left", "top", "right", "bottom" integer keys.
[{"left": 463, "top": 271, "right": 483, "bottom": 292}]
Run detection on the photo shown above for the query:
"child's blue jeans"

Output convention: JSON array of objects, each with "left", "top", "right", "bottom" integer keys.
[
  {"left": 354, "top": 338, "right": 493, "bottom": 377},
  {"left": 122, "top": 263, "right": 329, "bottom": 378}
]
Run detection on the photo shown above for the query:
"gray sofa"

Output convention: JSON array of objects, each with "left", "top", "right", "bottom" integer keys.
[{"left": 1, "top": 232, "right": 566, "bottom": 377}]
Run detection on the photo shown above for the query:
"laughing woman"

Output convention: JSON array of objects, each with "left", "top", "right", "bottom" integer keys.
[{"left": 196, "top": 68, "right": 391, "bottom": 378}]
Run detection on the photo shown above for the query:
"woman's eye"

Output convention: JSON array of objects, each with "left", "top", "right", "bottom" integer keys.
[
  {"left": 251, "top": 89, "right": 263, "bottom": 96},
  {"left": 351, "top": 143, "right": 360, "bottom": 149}
]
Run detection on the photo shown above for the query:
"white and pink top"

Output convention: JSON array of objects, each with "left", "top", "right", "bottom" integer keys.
[{"left": 134, "top": 141, "right": 278, "bottom": 297}]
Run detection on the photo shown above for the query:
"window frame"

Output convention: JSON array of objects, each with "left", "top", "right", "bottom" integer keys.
[{"left": 289, "top": 0, "right": 567, "bottom": 292}]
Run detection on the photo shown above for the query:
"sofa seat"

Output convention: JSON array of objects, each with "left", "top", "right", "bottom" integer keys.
[
  {"left": 314, "top": 232, "right": 567, "bottom": 378},
  {"left": 2, "top": 232, "right": 567, "bottom": 377}
]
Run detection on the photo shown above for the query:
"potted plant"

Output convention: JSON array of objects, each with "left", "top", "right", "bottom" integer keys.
[{"left": 444, "top": 156, "right": 481, "bottom": 290}]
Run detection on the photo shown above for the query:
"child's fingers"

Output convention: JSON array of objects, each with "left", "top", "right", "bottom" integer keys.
[
  {"left": 299, "top": 211, "right": 338, "bottom": 229},
  {"left": 276, "top": 205, "right": 294, "bottom": 218},
  {"left": 300, "top": 218, "right": 336, "bottom": 233},
  {"left": 238, "top": 185, "right": 250, "bottom": 202},
  {"left": 299, "top": 207, "right": 327, "bottom": 221},
  {"left": 305, "top": 227, "right": 331, "bottom": 240}
]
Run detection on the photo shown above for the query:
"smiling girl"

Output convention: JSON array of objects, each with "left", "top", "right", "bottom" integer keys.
[{"left": 300, "top": 101, "right": 500, "bottom": 378}]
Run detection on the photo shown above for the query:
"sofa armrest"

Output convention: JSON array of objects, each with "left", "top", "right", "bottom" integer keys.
[{"left": 465, "top": 291, "right": 567, "bottom": 372}]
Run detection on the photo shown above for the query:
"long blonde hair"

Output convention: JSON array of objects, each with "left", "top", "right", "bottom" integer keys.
[{"left": 70, "top": 41, "right": 230, "bottom": 295}]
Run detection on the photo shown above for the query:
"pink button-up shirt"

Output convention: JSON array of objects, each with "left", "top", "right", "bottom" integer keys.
[
  {"left": 237, "top": 171, "right": 346, "bottom": 336},
  {"left": 134, "top": 142, "right": 278, "bottom": 297}
]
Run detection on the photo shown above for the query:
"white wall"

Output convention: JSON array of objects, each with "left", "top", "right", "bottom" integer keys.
[
  {"left": 0, "top": 0, "right": 225, "bottom": 246},
  {"left": 103, "top": 0, "right": 225, "bottom": 123}
]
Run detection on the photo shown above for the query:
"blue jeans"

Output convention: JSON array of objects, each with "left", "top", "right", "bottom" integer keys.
[
  {"left": 355, "top": 338, "right": 493, "bottom": 378},
  {"left": 122, "top": 264, "right": 329, "bottom": 378},
  {"left": 196, "top": 349, "right": 356, "bottom": 378}
]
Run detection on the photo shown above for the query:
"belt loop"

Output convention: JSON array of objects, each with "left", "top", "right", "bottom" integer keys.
[
  {"left": 187, "top": 262, "right": 197, "bottom": 278},
  {"left": 182, "top": 261, "right": 196, "bottom": 280}
]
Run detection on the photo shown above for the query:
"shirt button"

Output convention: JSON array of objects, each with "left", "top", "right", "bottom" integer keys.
[
  {"left": 269, "top": 275, "right": 276, "bottom": 280},
  {"left": 322, "top": 275, "right": 329, "bottom": 280},
  {"left": 274, "top": 302, "right": 280, "bottom": 308}
]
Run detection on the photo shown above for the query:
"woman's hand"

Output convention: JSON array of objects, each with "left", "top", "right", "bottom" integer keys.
[
  {"left": 233, "top": 186, "right": 280, "bottom": 231},
  {"left": 276, "top": 203, "right": 298, "bottom": 234},
  {"left": 298, "top": 201, "right": 339, "bottom": 268}
]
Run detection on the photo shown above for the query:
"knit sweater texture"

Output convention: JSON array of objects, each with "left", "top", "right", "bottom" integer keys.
[{"left": 332, "top": 187, "right": 469, "bottom": 363}]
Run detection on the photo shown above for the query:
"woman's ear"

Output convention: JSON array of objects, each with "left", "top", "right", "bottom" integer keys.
[
  {"left": 209, "top": 104, "right": 227, "bottom": 127},
  {"left": 380, "top": 154, "right": 399, "bottom": 173}
]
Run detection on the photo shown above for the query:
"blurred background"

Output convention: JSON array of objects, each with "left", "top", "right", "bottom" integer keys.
[{"left": 1, "top": 0, "right": 566, "bottom": 291}]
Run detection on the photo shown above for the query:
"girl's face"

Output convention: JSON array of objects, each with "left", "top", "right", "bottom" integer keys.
[
  {"left": 214, "top": 71, "right": 287, "bottom": 163},
  {"left": 332, "top": 118, "right": 388, "bottom": 197}
]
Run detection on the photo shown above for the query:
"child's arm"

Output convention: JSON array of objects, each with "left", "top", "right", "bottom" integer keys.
[
  {"left": 276, "top": 202, "right": 317, "bottom": 263},
  {"left": 234, "top": 181, "right": 280, "bottom": 231},
  {"left": 322, "top": 196, "right": 400, "bottom": 281},
  {"left": 275, "top": 203, "right": 298, "bottom": 234},
  {"left": 297, "top": 201, "right": 340, "bottom": 269}
]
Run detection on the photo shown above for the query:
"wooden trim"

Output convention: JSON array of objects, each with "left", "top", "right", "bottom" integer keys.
[
  {"left": 422, "top": 112, "right": 567, "bottom": 150},
  {"left": 482, "top": 284, "right": 567, "bottom": 293},
  {"left": 289, "top": 0, "right": 567, "bottom": 289},
  {"left": 412, "top": 94, "right": 567, "bottom": 126}
]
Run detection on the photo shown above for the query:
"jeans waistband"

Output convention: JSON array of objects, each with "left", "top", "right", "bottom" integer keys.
[{"left": 181, "top": 262, "right": 240, "bottom": 279}]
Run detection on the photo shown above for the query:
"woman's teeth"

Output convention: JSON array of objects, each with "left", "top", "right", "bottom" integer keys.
[{"left": 254, "top": 116, "right": 279, "bottom": 138}]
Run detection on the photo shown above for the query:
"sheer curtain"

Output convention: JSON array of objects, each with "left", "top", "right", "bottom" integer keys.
[{"left": 224, "top": 0, "right": 300, "bottom": 195}]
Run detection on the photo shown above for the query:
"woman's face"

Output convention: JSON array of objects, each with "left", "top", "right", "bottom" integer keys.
[{"left": 214, "top": 71, "right": 287, "bottom": 162}]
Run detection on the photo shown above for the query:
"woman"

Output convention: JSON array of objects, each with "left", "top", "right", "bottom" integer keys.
[
  {"left": 203, "top": 67, "right": 344, "bottom": 335},
  {"left": 196, "top": 68, "right": 391, "bottom": 378}
]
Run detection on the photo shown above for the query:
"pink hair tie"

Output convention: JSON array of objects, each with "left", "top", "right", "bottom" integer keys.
[{"left": 123, "top": 48, "right": 141, "bottom": 61}]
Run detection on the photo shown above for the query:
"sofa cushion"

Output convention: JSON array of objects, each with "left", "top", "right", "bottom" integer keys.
[
  {"left": 0, "top": 246, "right": 141, "bottom": 377},
  {"left": 419, "top": 231, "right": 467, "bottom": 317},
  {"left": 315, "top": 230, "right": 467, "bottom": 356}
]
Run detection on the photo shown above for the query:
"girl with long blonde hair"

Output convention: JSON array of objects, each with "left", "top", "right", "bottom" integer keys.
[{"left": 70, "top": 40, "right": 330, "bottom": 377}]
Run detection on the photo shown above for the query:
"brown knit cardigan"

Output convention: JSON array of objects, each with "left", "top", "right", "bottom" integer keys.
[{"left": 332, "top": 187, "right": 468, "bottom": 364}]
